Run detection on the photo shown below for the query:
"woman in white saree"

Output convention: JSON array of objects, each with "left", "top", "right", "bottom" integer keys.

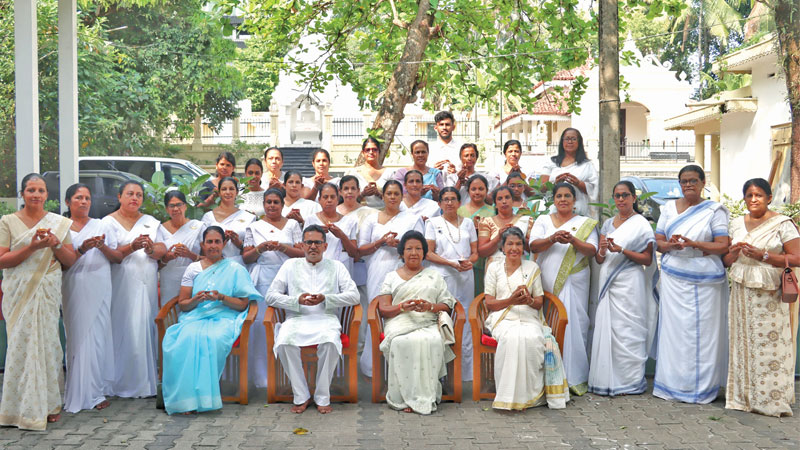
[
  {"left": 654, "top": 165, "right": 730, "bottom": 404},
  {"left": 376, "top": 231, "right": 456, "bottom": 414},
  {"left": 358, "top": 180, "right": 424, "bottom": 376},
  {"left": 723, "top": 178, "right": 800, "bottom": 417},
  {"left": 102, "top": 180, "right": 167, "bottom": 398},
  {"left": 588, "top": 181, "right": 657, "bottom": 396},
  {"left": 400, "top": 169, "right": 442, "bottom": 219},
  {"left": 201, "top": 177, "right": 255, "bottom": 267},
  {"left": 530, "top": 182, "right": 598, "bottom": 395},
  {"left": 62, "top": 184, "right": 122, "bottom": 413},
  {"left": 282, "top": 171, "right": 321, "bottom": 226},
  {"left": 485, "top": 227, "right": 569, "bottom": 410},
  {"left": 0, "top": 174, "right": 76, "bottom": 430},
  {"left": 425, "top": 187, "right": 478, "bottom": 381},
  {"left": 159, "top": 191, "right": 205, "bottom": 304},
  {"left": 242, "top": 188, "right": 304, "bottom": 387},
  {"left": 477, "top": 186, "right": 533, "bottom": 268},
  {"left": 539, "top": 129, "right": 599, "bottom": 217},
  {"left": 305, "top": 183, "right": 359, "bottom": 275}
]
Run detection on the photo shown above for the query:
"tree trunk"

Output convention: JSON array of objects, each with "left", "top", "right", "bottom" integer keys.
[
  {"left": 773, "top": 0, "right": 800, "bottom": 201},
  {"left": 371, "top": 0, "right": 434, "bottom": 163},
  {"left": 597, "top": 0, "right": 620, "bottom": 209}
]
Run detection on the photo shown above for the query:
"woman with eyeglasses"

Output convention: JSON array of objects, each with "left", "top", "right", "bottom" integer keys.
[
  {"left": 400, "top": 169, "right": 441, "bottom": 220},
  {"left": 505, "top": 171, "right": 528, "bottom": 213},
  {"left": 302, "top": 149, "right": 341, "bottom": 200},
  {"left": 539, "top": 129, "right": 598, "bottom": 216},
  {"left": 282, "top": 171, "right": 321, "bottom": 227},
  {"left": 588, "top": 181, "right": 657, "bottom": 397},
  {"left": 393, "top": 140, "right": 444, "bottom": 201},
  {"left": 723, "top": 178, "right": 800, "bottom": 417},
  {"left": 242, "top": 188, "right": 304, "bottom": 388},
  {"left": 357, "top": 180, "right": 424, "bottom": 376},
  {"left": 240, "top": 158, "right": 266, "bottom": 217},
  {"left": 345, "top": 137, "right": 395, "bottom": 209},
  {"left": 529, "top": 182, "right": 598, "bottom": 396},
  {"left": 424, "top": 187, "right": 478, "bottom": 381},
  {"left": 201, "top": 177, "right": 256, "bottom": 268},
  {"left": 159, "top": 191, "right": 206, "bottom": 305},
  {"left": 653, "top": 164, "right": 729, "bottom": 404}
]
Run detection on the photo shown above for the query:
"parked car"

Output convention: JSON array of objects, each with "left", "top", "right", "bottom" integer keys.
[
  {"left": 78, "top": 156, "right": 207, "bottom": 185},
  {"left": 43, "top": 170, "right": 147, "bottom": 218},
  {"left": 621, "top": 176, "right": 684, "bottom": 223}
]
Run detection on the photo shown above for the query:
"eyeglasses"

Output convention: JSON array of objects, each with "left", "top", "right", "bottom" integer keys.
[
  {"left": 679, "top": 178, "right": 701, "bottom": 186},
  {"left": 303, "top": 240, "right": 324, "bottom": 246},
  {"left": 613, "top": 193, "right": 631, "bottom": 200},
  {"left": 563, "top": 137, "right": 578, "bottom": 142},
  {"left": 167, "top": 202, "right": 185, "bottom": 209},
  {"left": 363, "top": 148, "right": 379, "bottom": 153},
  {"left": 440, "top": 197, "right": 459, "bottom": 203}
]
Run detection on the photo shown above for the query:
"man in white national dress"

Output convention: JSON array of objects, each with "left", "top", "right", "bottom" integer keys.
[
  {"left": 429, "top": 110, "right": 463, "bottom": 174},
  {"left": 265, "top": 224, "right": 360, "bottom": 414}
]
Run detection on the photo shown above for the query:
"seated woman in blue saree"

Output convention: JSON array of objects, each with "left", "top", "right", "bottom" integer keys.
[{"left": 161, "top": 226, "right": 261, "bottom": 415}]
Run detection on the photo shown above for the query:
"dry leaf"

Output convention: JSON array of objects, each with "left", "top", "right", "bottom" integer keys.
[{"left": 293, "top": 428, "right": 309, "bottom": 435}]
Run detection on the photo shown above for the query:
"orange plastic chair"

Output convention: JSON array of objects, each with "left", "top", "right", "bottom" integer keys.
[
  {"left": 264, "top": 304, "right": 361, "bottom": 404},
  {"left": 367, "top": 299, "right": 464, "bottom": 404},
  {"left": 468, "top": 291, "right": 567, "bottom": 402},
  {"left": 155, "top": 296, "right": 257, "bottom": 405}
]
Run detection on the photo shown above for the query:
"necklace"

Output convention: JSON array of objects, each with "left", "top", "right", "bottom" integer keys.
[
  {"left": 443, "top": 216, "right": 462, "bottom": 244},
  {"left": 503, "top": 260, "right": 521, "bottom": 295}
]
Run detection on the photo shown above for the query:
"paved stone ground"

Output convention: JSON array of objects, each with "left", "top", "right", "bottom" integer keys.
[{"left": 0, "top": 379, "right": 797, "bottom": 449}]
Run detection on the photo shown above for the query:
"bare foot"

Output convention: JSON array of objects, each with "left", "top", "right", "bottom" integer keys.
[
  {"left": 47, "top": 413, "right": 60, "bottom": 423},
  {"left": 95, "top": 400, "right": 110, "bottom": 410},
  {"left": 316, "top": 404, "right": 332, "bottom": 414},
  {"left": 291, "top": 399, "right": 312, "bottom": 414},
  {"left": 402, "top": 407, "right": 413, "bottom": 413}
]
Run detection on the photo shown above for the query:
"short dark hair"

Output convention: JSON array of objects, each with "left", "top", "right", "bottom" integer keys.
[
  {"left": 502, "top": 140, "right": 522, "bottom": 155},
  {"left": 263, "top": 187, "right": 285, "bottom": 205},
  {"left": 311, "top": 148, "right": 331, "bottom": 163},
  {"left": 434, "top": 111, "right": 455, "bottom": 123},
  {"left": 339, "top": 175, "right": 360, "bottom": 190},
  {"left": 500, "top": 226, "right": 525, "bottom": 250},
  {"left": 742, "top": 178, "right": 772, "bottom": 198},
  {"left": 264, "top": 146, "right": 283, "bottom": 160},
  {"left": 383, "top": 179, "right": 403, "bottom": 195},
  {"left": 21, "top": 173, "right": 45, "bottom": 194},
  {"left": 404, "top": 169, "right": 423, "bottom": 185},
  {"left": 164, "top": 190, "right": 187, "bottom": 206},
  {"left": 284, "top": 170, "right": 303, "bottom": 184},
  {"left": 216, "top": 151, "right": 236, "bottom": 168},
  {"left": 459, "top": 143, "right": 479, "bottom": 159},
  {"left": 218, "top": 176, "right": 239, "bottom": 192},
  {"left": 64, "top": 183, "right": 92, "bottom": 218},
  {"left": 244, "top": 158, "right": 263, "bottom": 172},
  {"left": 505, "top": 171, "right": 524, "bottom": 184},
  {"left": 409, "top": 140, "right": 429, "bottom": 153},
  {"left": 318, "top": 182, "right": 339, "bottom": 199},
  {"left": 118, "top": 180, "right": 144, "bottom": 196},
  {"left": 361, "top": 137, "right": 380, "bottom": 151},
  {"left": 613, "top": 180, "right": 642, "bottom": 214},
  {"left": 397, "top": 230, "right": 428, "bottom": 260},
  {"left": 678, "top": 164, "right": 705, "bottom": 182},
  {"left": 467, "top": 174, "right": 488, "bottom": 191},
  {"left": 303, "top": 224, "right": 327, "bottom": 243},
  {"left": 552, "top": 182, "right": 576, "bottom": 197},
  {"left": 203, "top": 225, "right": 225, "bottom": 242},
  {"left": 438, "top": 186, "right": 461, "bottom": 203}
]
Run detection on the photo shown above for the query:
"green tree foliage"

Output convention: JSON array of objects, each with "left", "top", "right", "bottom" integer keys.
[
  {"left": 0, "top": 0, "right": 243, "bottom": 195},
  {"left": 236, "top": 34, "right": 284, "bottom": 111}
]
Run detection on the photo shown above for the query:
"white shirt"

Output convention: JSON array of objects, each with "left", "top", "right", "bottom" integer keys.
[{"left": 429, "top": 137, "right": 464, "bottom": 171}]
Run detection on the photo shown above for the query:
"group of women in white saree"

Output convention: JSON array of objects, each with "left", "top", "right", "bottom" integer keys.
[{"left": 2, "top": 126, "right": 798, "bottom": 430}]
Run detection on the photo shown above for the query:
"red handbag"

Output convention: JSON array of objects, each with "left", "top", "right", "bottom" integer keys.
[{"left": 781, "top": 255, "right": 798, "bottom": 303}]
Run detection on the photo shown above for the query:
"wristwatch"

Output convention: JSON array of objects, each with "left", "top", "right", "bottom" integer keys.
[{"left": 762, "top": 250, "right": 769, "bottom": 261}]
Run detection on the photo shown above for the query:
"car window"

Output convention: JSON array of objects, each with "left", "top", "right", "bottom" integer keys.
[
  {"left": 114, "top": 161, "right": 156, "bottom": 183},
  {"left": 161, "top": 162, "right": 195, "bottom": 185},
  {"left": 101, "top": 176, "right": 127, "bottom": 199},
  {"left": 79, "top": 160, "right": 114, "bottom": 171},
  {"left": 642, "top": 179, "right": 683, "bottom": 199}
]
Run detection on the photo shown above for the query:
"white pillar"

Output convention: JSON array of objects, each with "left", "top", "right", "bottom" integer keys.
[
  {"left": 58, "top": 0, "right": 79, "bottom": 213},
  {"left": 15, "top": 0, "right": 40, "bottom": 202}
]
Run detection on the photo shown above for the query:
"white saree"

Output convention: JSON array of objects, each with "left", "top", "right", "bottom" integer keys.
[
  {"left": 532, "top": 214, "right": 598, "bottom": 392},
  {"left": 0, "top": 213, "right": 71, "bottom": 430},
  {"left": 653, "top": 200, "right": 729, "bottom": 404},
  {"left": 379, "top": 268, "right": 457, "bottom": 414},
  {"left": 102, "top": 214, "right": 162, "bottom": 398},
  {"left": 357, "top": 211, "right": 424, "bottom": 376},
  {"left": 400, "top": 197, "right": 441, "bottom": 218},
  {"left": 542, "top": 160, "right": 599, "bottom": 217},
  {"left": 305, "top": 213, "right": 358, "bottom": 276},
  {"left": 158, "top": 219, "right": 205, "bottom": 305},
  {"left": 201, "top": 209, "right": 255, "bottom": 267},
  {"left": 243, "top": 218, "right": 302, "bottom": 388},
  {"left": 424, "top": 216, "right": 477, "bottom": 381},
  {"left": 588, "top": 214, "right": 658, "bottom": 396},
  {"left": 62, "top": 219, "right": 117, "bottom": 413},
  {"left": 282, "top": 198, "right": 322, "bottom": 222}
]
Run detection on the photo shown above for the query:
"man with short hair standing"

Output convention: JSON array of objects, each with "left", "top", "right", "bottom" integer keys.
[
  {"left": 266, "top": 224, "right": 359, "bottom": 414},
  {"left": 429, "top": 111, "right": 463, "bottom": 174}
]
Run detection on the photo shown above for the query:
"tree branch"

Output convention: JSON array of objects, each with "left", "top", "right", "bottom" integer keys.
[{"left": 388, "top": 0, "right": 409, "bottom": 29}]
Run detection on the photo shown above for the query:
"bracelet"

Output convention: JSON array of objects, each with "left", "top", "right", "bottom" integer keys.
[
  {"left": 77, "top": 246, "right": 86, "bottom": 256},
  {"left": 400, "top": 304, "right": 405, "bottom": 312},
  {"left": 256, "top": 246, "right": 264, "bottom": 255},
  {"left": 598, "top": 250, "right": 606, "bottom": 257}
]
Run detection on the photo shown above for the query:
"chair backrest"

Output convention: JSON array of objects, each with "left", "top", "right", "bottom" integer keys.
[{"left": 542, "top": 292, "right": 568, "bottom": 350}]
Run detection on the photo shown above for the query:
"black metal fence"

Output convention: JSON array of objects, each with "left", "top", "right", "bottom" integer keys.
[
  {"left": 620, "top": 140, "right": 694, "bottom": 162},
  {"left": 332, "top": 118, "right": 365, "bottom": 138},
  {"left": 239, "top": 119, "right": 270, "bottom": 142},
  {"left": 410, "top": 117, "right": 480, "bottom": 142}
]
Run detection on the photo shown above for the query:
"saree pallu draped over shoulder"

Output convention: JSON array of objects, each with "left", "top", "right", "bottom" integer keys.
[
  {"left": 379, "top": 269, "right": 456, "bottom": 414},
  {"left": 653, "top": 200, "right": 729, "bottom": 404},
  {"left": 588, "top": 214, "right": 658, "bottom": 397},
  {"left": 726, "top": 214, "right": 799, "bottom": 417},
  {"left": 162, "top": 259, "right": 261, "bottom": 415},
  {"left": 0, "top": 213, "right": 71, "bottom": 431}
]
